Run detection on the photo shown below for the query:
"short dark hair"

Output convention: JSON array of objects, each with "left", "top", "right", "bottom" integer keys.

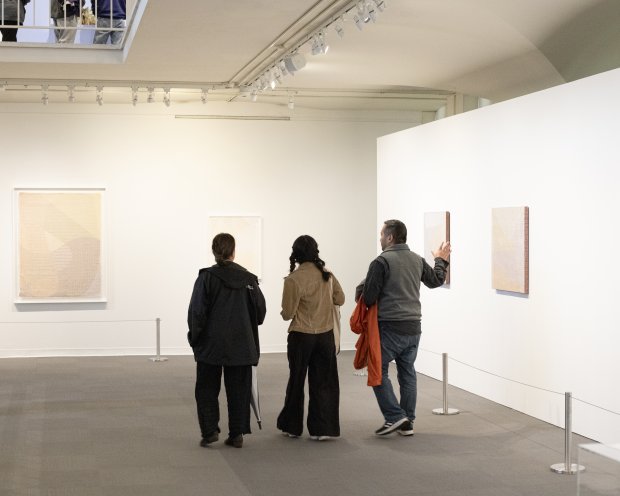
[
  {"left": 383, "top": 219, "right": 407, "bottom": 244},
  {"left": 212, "top": 233, "right": 235, "bottom": 265}
]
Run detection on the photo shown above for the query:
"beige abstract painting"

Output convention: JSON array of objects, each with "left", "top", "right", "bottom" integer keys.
[
  {"left": 424, "top": 211, "right": 450, "bottom": 285},
  {"left": 16, "top": 189, "right": 104, "bottom": 302},
  {"left": 207, "top": 216, "right": 262, "bottom": 279},
  {"left": 492, "top": 206, "right": 529, "bottom": 294}
]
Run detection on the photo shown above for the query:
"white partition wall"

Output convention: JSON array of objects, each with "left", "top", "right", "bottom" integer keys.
[
  {"left": 0, "top": 104, "right": 410, "bottom": 358},
  {"left": 377, "top": 68, "right": 620, "bottom": 444}
]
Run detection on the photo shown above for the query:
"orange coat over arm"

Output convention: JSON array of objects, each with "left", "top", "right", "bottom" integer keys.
[{"left": 350, "top": 298, "right": 381, "bottom": 387}]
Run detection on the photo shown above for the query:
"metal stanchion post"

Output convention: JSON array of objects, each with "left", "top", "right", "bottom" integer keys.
[
  {"left": 149, "top": 317, "right": 168, "bottom": 362},
  {"left": 551, "top": 392, "right": 585, "bottom": 474},
  {"left": 432, "top": 352, "right": 459, "bottom": 415}
]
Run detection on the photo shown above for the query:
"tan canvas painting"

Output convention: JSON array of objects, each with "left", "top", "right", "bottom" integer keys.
[
  {"left": 424, "top": 211, "right": 450, "bottom": 285},
  {"left": 17, "top": 189, "right": 104, "bottom": 302},
  {"left": 207, "top": 216, "right": 262, "bottom": 279},
  {"left": 492, "top": 206, "right": 529, "bottom": 294}
]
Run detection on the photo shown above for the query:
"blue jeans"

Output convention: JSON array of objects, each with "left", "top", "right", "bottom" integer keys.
[{"left": 372, "top": 329, "right": 421, "bottom": 423}]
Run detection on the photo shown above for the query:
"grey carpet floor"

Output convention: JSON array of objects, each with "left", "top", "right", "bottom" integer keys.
[{"left": 0, "top": 351, "right": 590, "bottom": 496}]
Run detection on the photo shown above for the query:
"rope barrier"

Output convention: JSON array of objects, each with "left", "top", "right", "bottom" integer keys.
[
  {"left": 421, "top": 348, "right": 620, "bottom": 418},
  {"left": 0, "top": 318, "right": 168, "bottom": 364}
]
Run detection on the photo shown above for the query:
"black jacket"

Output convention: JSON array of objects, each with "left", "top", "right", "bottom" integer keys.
[{"left": 187, "top": 262, "right": 266, "bottom": 366}]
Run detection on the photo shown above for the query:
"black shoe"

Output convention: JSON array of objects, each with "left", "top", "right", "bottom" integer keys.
[
  {"left": 397, "top": 420, "right": 414, "bottom": 436},
  {"left": 225, "top": 434, "right": 243, "bottom": 448},
  {"left": 374, "top": 417, "right": 408, "bottom": 436},
  {"left": 200, "top": 431, "right": 219, "bottom": 447}
]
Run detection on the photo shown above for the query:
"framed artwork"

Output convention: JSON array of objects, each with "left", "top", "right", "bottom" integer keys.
[
  {"left": 207, "top": 216, "right": 262, "bottom": 279},
  {"left": 14, "top": 188, "right": 106, "bottom": 303},
  {"left": 424, "top": 211, "right": 450, "bottom": 284},
  {"left": 492, "top": 206, "right": 529, "bottom": 294}
]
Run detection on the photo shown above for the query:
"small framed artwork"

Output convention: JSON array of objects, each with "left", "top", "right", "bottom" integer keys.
[
  {"left": 14, "top": 188, "right": 106, "bottom": 303},
  {"left": 207, "top": 216, "right": 262, "bottom": 279},
  {"left": 492, "top": 206, "right": 529, "bottom": 294},
  {"left": 424, "top": 211, "right": 450, "bottom": 285}
]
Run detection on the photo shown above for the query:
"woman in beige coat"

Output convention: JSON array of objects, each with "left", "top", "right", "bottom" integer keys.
[{"left": 277, "top": 235, "right": 345, "bottom": 440}]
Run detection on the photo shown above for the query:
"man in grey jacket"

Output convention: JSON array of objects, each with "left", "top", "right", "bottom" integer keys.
[{"left": 362, "top": 219, "right": 450, "bottom": 436}]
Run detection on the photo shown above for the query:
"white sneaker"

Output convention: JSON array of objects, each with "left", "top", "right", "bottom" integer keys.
[{"left": 309, "top": 435, "right": 331, "bottom": 441}]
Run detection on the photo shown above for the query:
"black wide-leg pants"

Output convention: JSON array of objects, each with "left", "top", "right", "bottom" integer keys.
[
  {"left": 195, "top": 362, "right": 252, "bottom": 438},
  {"left": 277, "top": 330, "right": 340, "bottom": 437}
]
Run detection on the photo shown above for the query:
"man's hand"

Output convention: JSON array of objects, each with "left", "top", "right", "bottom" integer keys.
[{"left": 432, "top": 241, "right": 451, "bottom": 261}]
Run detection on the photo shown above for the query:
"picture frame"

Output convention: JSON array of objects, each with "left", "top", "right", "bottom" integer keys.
[{"left": 13, "top": 188, "right": 107, "bottom": 303}]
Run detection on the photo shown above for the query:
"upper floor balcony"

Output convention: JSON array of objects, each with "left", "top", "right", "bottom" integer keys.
[{"left": 0, "top": 0, "right": 143, "bottom": 64}]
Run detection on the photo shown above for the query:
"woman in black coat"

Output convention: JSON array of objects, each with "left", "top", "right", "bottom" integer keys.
[{"left": 188, "top": 233, "right": 266, "bottom": 448}]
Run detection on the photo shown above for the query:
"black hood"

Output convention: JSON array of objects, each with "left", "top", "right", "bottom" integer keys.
[{"left": 203, "top": 262, "right": 257, "bottom": 289}]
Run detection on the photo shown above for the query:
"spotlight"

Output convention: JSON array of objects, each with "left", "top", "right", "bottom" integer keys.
[
  {"left": 96, "top": 86, "right": 103, "bottom": 106},
  {"left": 251, "top": 90, "right": 258, "bottom": 102},
  {"left": 41, "top": 84, "right": 49, "bottom": 106},
  {"left": 0, "top": 83, "right": 6, "bottom": 92},
  {"left": 163, "top": 87, "right": 171, "bottom": 107},
  {"left": 374, "top": 0, "right": 386, "bottom": 12},
  {"left": 311, "top": 35, "right": 321, "bottom": 55},
  {"left": 357, "top": 0, "right": 370, "bottom": 23},
  {"left": 274, "top": 67, "right": 283, "bottom": 85},
  {"left": 288, "top": 95, "right": 294, "bottom": 110},
  {"left": 311, "top": 31, "right": 328, "bottom": 55},
  {"left": 354, "top": 14, "right": 363, "bottom": 30},
  {"left": 67, "top": 85, "right": 76, "bottom": 103},
  {"left": 320, "top": 30, "right": 329, "bottom": 53},
  {"left": 147, "top": 87, "right": 154, "bottom": 103},
  {"left": 131, "top": 86, "right": 138, "bottom": 106},
  {"left": 334, "top": 18, "right": 345, "bottom": 38},
  {"left": 201, "top": 88, "right": 208, "bottom": 104},
  {"left": 279, "top": 60, "right": 289, "bottom": 76},
  {"left": 283, "top": 53, "right": 306, "bottom": 74},
  {"left": 367, "top": 3, "right": 377, "bottom": 22}
]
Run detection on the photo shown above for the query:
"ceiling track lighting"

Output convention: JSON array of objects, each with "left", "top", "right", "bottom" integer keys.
[
  {"left": 287, "top": 95, "right": 295, "bottom": 110},
  {"left": 131, "top": 86, "right": 138, "bottom": 106},
  {"left": 201, "top": 88, "right": 208, "bottom": 104},
  {"left": 249, "top": 0, "right": 386, "bottom": 95},
  {"left": 147, "top": 86, "right": 154, "bottom": 104}
]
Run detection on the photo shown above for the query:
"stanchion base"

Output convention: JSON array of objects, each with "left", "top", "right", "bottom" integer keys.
[
  {"left": 353, "top": 369, "right": 368, "bottom": 376},
  {"left": 432, "top": 408, "right": 460, "bottom": 415},
  {"left": 149, "top": 356, "right": 168, "bottom": 362},
  {"left": 550, "top": 463, "right": 585, "bottom": 474}
]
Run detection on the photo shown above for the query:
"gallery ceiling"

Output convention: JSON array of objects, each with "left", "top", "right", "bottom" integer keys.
[{"left": 0, "top": 0, "right": 618, "bottom": 112}]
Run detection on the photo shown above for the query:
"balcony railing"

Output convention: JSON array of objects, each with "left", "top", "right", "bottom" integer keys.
[{"left": 0, "top": 0, "right": 137, "bottom": 46}]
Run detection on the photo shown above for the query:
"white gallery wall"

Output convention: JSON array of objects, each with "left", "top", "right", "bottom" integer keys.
[
  {"left": 377, "top": 68, "right": 620, "bottom": 444},
  {"left": 0, "top": 103, "right": 410, "bottom": 359}
]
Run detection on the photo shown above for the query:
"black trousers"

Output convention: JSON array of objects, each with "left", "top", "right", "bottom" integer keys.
[
  {"left": 277, "top": 330, "right": 340, "bottom": 437},
  {"left": 195, "top": 362, "right": 252, "bottom": 438},
  {"left": 1, "top": 21, "right": 19, "bottom": 42}
]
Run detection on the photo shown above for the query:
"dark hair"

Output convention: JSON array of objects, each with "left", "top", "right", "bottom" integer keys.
[
  {"left": 289, "top": 235, "right": 331, "bottom": 281},
  {"left": 212, "top": 233, "right": 235, "bottom": 266},
  {"left": 383, "top": 219, "right": 407, "bottom": 244}
]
